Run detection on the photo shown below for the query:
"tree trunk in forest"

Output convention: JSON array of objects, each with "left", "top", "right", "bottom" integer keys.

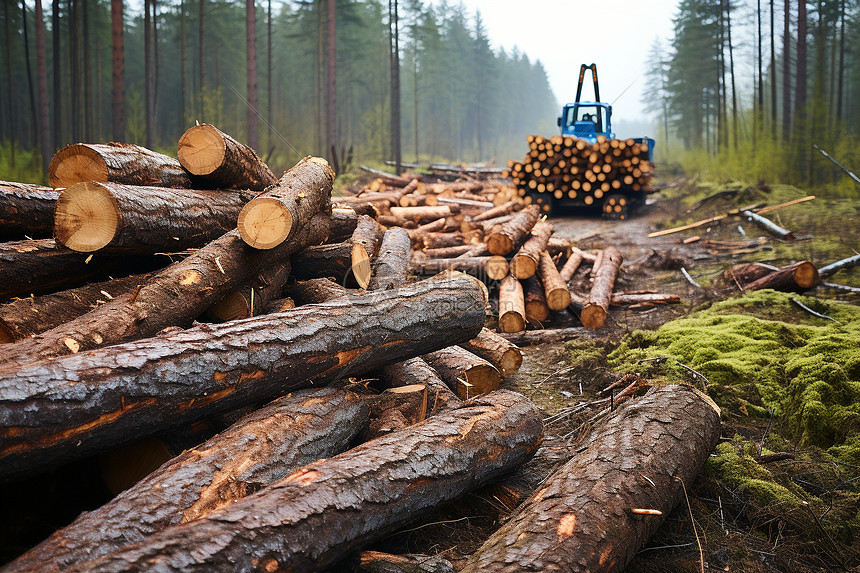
[
  {"left": 727, "top": 0, "right": 738, "bottom": 149},
  {"left": 35, "top": 0, "right": 51, "bottom": 173},
  {"left": 144, "top": 0, "right": 154, "bottom": 149},
  {"left": 498, "top": 274, "right": 525, "bottom": 333},
  {"left": 461, "top": 384, "right": 720, "bottom": 573},
  {"left": 246, "top": 0, "right": 258, "bottom": 151},
  {"left": 796, "top": 0, "right": 807, "bottom": 125},
  {"left": 180, "top": 0, "right": 186, "bottom": 128},
  {"left": 68, "top": 0, "right": 79, "bottom": 143},
  {"left": 742, "top": 260, "right": 818, "bottom": 292},
  {"left": 4, "top": 388, "right": 368, "bottom": 573},
  {"left": 509, "top": 221, "right": 553, "bottom": 279},
  {"left": 389, "top": 0, "right": 401, "bottom": 175},
  {"left": 782, "top": 0, "right": 791, "bottom": 140},
  {"left": 421, "top": 346, "right": 500, "bottom": 400},
  {"left": 198, "top": 0, "right": 204, "bottom": 120},
  {"left": 66, "top": 391, "right": 541, "bottom": 573},
  {"left": 581, "top": 246, "right": 622, "bottom": 329},
  {"left": 49, "top": 143, "right": 193, "bottom": 188},
  {"left": 326, "top": 0, "right": 337, "bottom": 169},
  {"left": 0, "top": 273, "right": 487, "bottom": 478},
  {"left": 177, "top": 123, "right": 276, "bottom": 190},
  {"left": 20, "top": 0, "right": 37, "bottom": 149},
  {"left": 380, "top": 357, "right": 461, "bottom": 415},
  {"left": 205, "top": 260, "right": 291, "bottom": 322},
  {"left": 0, "top": 181, "right": 59, "bottom": 240},
  {"left": 459, "top": 328, "right": 522, "bottom": 377},
  {"left": 368, "top": 227, "right": 411, "bottom": 291},
  {"left": 52, "top": 0, "right": 61, "bottom": 148},
  {"left": 486, "top": 204, "right": 540, "bottom": 256},
  {"left": 111, "top": 0, "right": 124, "bottom": 142}
]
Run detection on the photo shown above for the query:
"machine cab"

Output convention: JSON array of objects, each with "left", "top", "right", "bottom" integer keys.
[{"left": 557, "top": 102, "right": 614, "bottom": 143}]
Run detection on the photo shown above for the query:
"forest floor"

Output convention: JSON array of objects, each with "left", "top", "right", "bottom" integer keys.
[{"left": 365, "top": 180, "right": 860, "bottom": 572}]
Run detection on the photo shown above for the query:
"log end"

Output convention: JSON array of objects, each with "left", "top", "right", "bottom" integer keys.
[
  {"left": 498, "top": 311, "right": 526, "bottom": 333},
  {"left": 546, "top": 287, "right": 572, "bottom": 311},
  {"left": 54, "top": 182, "right": 120, "bottom": 252},
  {"left": 510, "top": 255, "right": 538, "bottom": 280},
  {"left": 580, "top": 303, "right": 607, "bottom": 330},
  {"left": 486, "top": 256, "right": 510, "bottom": 281},
  {"left": 794, "top": 261, "right": 819, "bottom": 289},
  {"left": 499, "top": 348, "right": 524, "bottom": 376},
  {"left": 237, "top": 197, "right": 294, "bottom": 250},
  {"left": 48, "top": 144, "right": 109, "bottom": 188},
  {"left": 177, "top": 124, "right": 227, "bottom": 175},
  {"left": 351, "top": 243, "right": 372, "bottom": 289},
  {"left": 487, "top": 234, "right": 514, "bottom": 256},
  {"left": 207, "top": 290, "right": 252, "bottom": 322},
  {"left": 455, "top": 364, "right": 501, "bottom": 400}
]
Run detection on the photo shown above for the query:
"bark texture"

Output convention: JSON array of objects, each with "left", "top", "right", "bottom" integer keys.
[
  {"left": 497, "top": 274, "right": 526, "bottom": 333},
  {"left": 0, "top": 273, "right": 486, "bottom": 478},
  {"left": 538, "top": 251, "right": 571, "bottom": 311},
  {"left": 461, "top": 384, "right": 721, "bottom": 573},
  {"left": 422, "top": 346, "right": 501, "bottom": 400},
  {"left": 486, "top": 204, "right": 540, "bottom": 256},
  {"left": 49, "top": 143, "right": 194, "bottom": 189},
  {"left": 0, "top": 181, "right": 58, "bottom": 239},
  {"left": 177, "top": 123, "right": 277, "bottom": 190},
  {"left": 350, "top": 215, "right": 383, "bottom": 289},
  {"left": 380, "top": 357, "right": 461, "bottom": 415},
  {"left": 510, "top": 221, "right": 553, "bottom": 279},
  {"left": 67, "top": 390, "right": 543, "bottom": 573},
  {"left": 5, "top": 388, "right": 368, "bottom": 573},
  {"left": 368, "top": 227, "right": 412, "bottom": 291},
  {"left": 290, "top": 243, "right": 352, "bottom": 283},
  {"left": 459, "top": 328, "right": 523, "bottom": 376},
  {"left": 411, "top": 256, "right": 508, "bottom": 282},
  {"left": 581, "top": 246, "right": 622, "bottom": 329},
  {"left": 742, "top": 260, "right": 819, "bottom": 292},
  {"left": 205, "top": 260, "right": 291, "bottom": 322}
]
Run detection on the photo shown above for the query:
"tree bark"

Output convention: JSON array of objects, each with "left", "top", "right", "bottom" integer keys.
[
  {"left": 510, "top": 221, "right": 553, "bottom": 279},
  {"left": 351, "top": 551, "right": 454, "bottom": 573},
  {"left": 111, "top": 0, "right": 124, "bottom": 141},
  {"left": 414, "top": 231, "right": 466, "bottom": 251},
  {"left": 0, "top": 181, "right": 59, "bottom": 239},
  {"left": 237, "top": 156, "right": 333, "bottom": 249},
  {"left": 362, "top": 384, "right": 427, "bottom": 441},
  {"left": 54, "top": 182, "right": 257, "bottom": 254},
  {"left": 177, "top": 123, "right": 276, "bottom": 190},
  {"left": 818, "top": 253, "right": 860, "bottom": 279},
  {"left": 380, "top": 357, "right": 461, "bottom": 415},
  {"left": 389, "top": 205, "right": 458, "bottom": 223},
  {"left": 538, "top": 250, "right": 571, "bottom": 311},
  {"left": 498, "top": 327, "right": 589, "bottom": 346},
  {"left": 422, "top": 346, "right": 501, "bottom": 400},
  {"left": 461, "top": 384, "right": 721, "bottom": 573},
  {"left": 498, "top": 274, "right": 526, "bottom": 333},
  {"left": 411, "top": 256, "right": 508, "bottom": 282},
  {"left": 368, "top": 227, "right": 411, "bottom": 291},
  {"left": 558, "top": 248, "right": 585, "bottom": 283},
  {"left": 469, "top": 199, "right": 515, "bottom": 222},
  {"left": 419, "top": 244, "right": 473, "bottom": 258},
  {"left": 581, "top": 246, "right": 622, "bottom": 329},
  {"left": 351, "top": 215, "right": 383, "bottom": 289},
  {"left": 49, "top": 143, "right": 192, "bottom": 189},
  {"left": 742, "top": 210, "right": 794, "bottom": 240},
  {"left": 742, "top": 260, "right": 819, "bottom": 292},
  {"left": 4, "top": 388, "right": 368, "bottom": 573},
  {"left": 290, "top": 243, "right": 352, "bottom": 284},
  {"left": 723, "top": 261, "right": 775, "bottom": 287},
  {"left": 205, "top": 260, "right": 291, "bottom": 322},
  {"left": 459, "top": 327, "right": 522, "bottom": 377},
  {"left": 34, "top": 0, "right": 51, "bottom": 174},
  {"left": 523, "top": 276, "right": 550, "bottom": 325},
  {"left": 486, "top": 204, "right": 540, "bottom": 256},
  {"left": 245, "top": 0, "right": 259, "bottom": 152},
  {"left": 282, "top": 277, "right": 352, "bottom": 306}
]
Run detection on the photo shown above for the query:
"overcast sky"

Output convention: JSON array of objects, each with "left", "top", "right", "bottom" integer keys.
[{"left": 431, "top": 0, "right": 680, "bottom": 123}]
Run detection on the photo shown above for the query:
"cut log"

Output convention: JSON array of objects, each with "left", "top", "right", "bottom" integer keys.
[
  {"left": 510, "top": 221, "right": 554, "bottom": 279},
  {"left": 368, "top": 227, "right": 412, "bottom": 291},
  {"left": 422, "top": 346, "right": 501, "bottom": 400},
  {"left": 206, "top": 260, "right": 291, "bottom": 322},
  {"left": 538, "top": 250, "right": 571, "bottom": 311},
  {"left": 380, "top": 357, "right": 461, "bottom": 415},
  {"left": 610, "top": 292, "right": 681, "bottom": 306},
  {"left": 290, "top": 243, "right": 352, "bottom": 283},
  {"left": 420, "top": 244, "right": 474, "bottom": 258},
  {"left": 4, "top": 388, "right": 368, "bottom": 573},
  {"left": 523, "top": 276, "right": 550, "bottom": 324},
  {"left": 177, "top": 123, "right": 277, "bottom": 190},
  {"left": 66, "top": 390, "right": 541, "bottom": 573},
  {"left": 723, "top": 262, "right": 777, "bottom": 288},
  {"left": 54, "top": 182, "right": 256, "bottom": 254},
  {"left": 283, "top": 278, "right": 352, "bottom": 305},
  {"left": 49, "top": 142, "right": 193, "bottom": 189},
  {"left": 411, "top": 256, "right": 508, "bottom": 281},
  {"left": 0, "top": 272, "right": 487, "bottom": 478},
  {"left": 461, "top": 384, "right": 721, "bottom": 573},
  {"left": 330, "top": 207, "right": 363, "bottom": 241},
  {"left": 558, "top": 248, "right": 585, "bottom": 283},
  {"left": 487, "top": 204, "right": 541, "bottom": 255},
  {"left": 497, "top": 274, "right": 526, "bottom": 333},
  {"left": 0, "top": 273, "right": 153, "bottom": 343},
  {"left": 818, "top": 253, "right": 860, "bottom": 279},
  {"left": 350, "top": 215, "right": 383, "bottom": 289},
  {"left": 0, "top": 181, "right": 59, "bottom": 239},
  {"left": 459, "top": 327, "right": 523, "bottom": 376},
  {"left": 263, "top": 297, "right": 296, "bottom": 314},
  {"left": 470, "top": 199, "right": 516, "bottom": 222},
  {"left": 498, "top": 327, "right": 589, "bottom": 346},
  {"left": 237, "top": 156, "right": 334, "bottom": 249},
  {"left": 389, "top": 205, "right": 459, "bottom": 223},
  {"left": 742, "top": 210, "right": 795, "bottom": 241},
  {"left": 742, "top": 260, "right": 819, "bottom": 292},
  {"left": 362, "top": 384, "right": 428, "bottom": 441},
  {"left": 352, "top": 551, "right": 454, "bottom": 573},
  {"left": 415, "top": 231, "right": 466, "bottom": 251},
  {"left": 581, "top": 246, "right": 622, "bottom": 329}
]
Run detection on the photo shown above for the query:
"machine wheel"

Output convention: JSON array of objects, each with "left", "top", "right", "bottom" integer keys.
[{"left": 602, "top": 194, "right": 630, "bottom": 220}]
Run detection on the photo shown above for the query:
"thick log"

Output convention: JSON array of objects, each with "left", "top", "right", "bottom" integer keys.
[
  {"left": 581, "top": 246, "right": 622, "bottom": 329},
  {"left": 389, "top": 205, "right": 458, "bottom": 223},
  {"left": 67, "top": 390, "right": 542, "bottom": 573},
  {"left": 461, "top": 384, "right": 721, "bottom": 573},
  {"left": 290, "top": 243, "right": 352, "bottom": 283},
  {"left": 411, "top": 256, "right": 508, "bottom": 281},
  {"left": 722, "top": 262, "right": 776, "bottom": 287},
  {"left": 422, "top": 346, "right": 501, "bottom": 400},
  {"left": 368, "top": 227, "right": 412, "bottom": 291},
  {"left": 0, "top": 181, "right": 59, "bottom": 239},
  {"left": 742, "top": 210, "right": 795, "bottom": 241},
  {"left": 523, "top": 276, "right": 550, "bottom": 324},
  {"left": 0, "top": 214, "right": 332, "bottom": 367},
  {"left": 330, "top": 207, "right": 362, "bottom": 241},
  {"left": 237, "top": 156, "right": 334, "bottom": 249},
  {"left": 459, "top": 327, "right": 523, "bottom": 376},
  {"left": 49, "top": 142, "right": 193, "bottom": 189},
  {"left": 0, "top": 273, "right": 153, "bottom": 343},
  {"left": 538, "top": 250, "right": 571, "bottom": 311},
  {"left": 486, "top": 204, "right": 540, "bottom": 256},
  {"left": 54, "top": 182, "right": 256, "bottom": 254},
  {"left": 380, "top": 357, "right": 461, "bottom": 415},
  {"left": 4, "top": 388, "right": 368, "bottom": 573},
  {"left": 498, "top": 274, "right": 526, "bottom": 333},
  {"left": 177, "top": 123, "right": 277, "bottom": 190},
  {"left": 498, "top": 327, "right": 590, "bottom": 346},
  {"left": 818, "top": 253, "right": 860, "bottom": 279},
  {"left": 351, "top": 215, "right": 383, "bottom": 289},
  {"left": 510, "top": 221, "right": 554, "bottom": 279},
  {"left": 206, "top": 260, "right": 291, "bottom": 322},
  {"left": 742, "top": 260, "right": 819, "bottom": 292},
  {"left": 0, "top": 272, "right": 487, "bottom": 478}
]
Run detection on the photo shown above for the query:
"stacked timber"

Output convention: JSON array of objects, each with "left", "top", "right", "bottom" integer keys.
[{"left": 504, "top": 134, "right": 653, "bottom": 216}]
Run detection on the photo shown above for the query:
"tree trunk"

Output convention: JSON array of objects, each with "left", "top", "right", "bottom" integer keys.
[
  {"left": 35, "top": 0, "right": 51, "bottom": 173},
  {"left": 380, "top": 357, "right": 461, "bottom": 415},
  {"left": 581, "top": 246, "right": 622, "bottom": 329},
  {"left": 0, "top": 181, "right": 59, "bottom": 239},
  {"left": 245, "top": 0, "right": 259, "bottom": 151},
  {"left": 206, "top": 260, "right": 291, "bottom": 322},
  {"left": 459, "top": 328, "right": 522, "bottom": 377},
  {"left": 498, "top": 274, "right": 525, "bottom": 333},
  {"left": 0, "top": 272, "right": 487, "bottom": 479},
  {"left": 421, "top": 346, "right": 501, "bottom": 400},
  {"left": 782, "top": 0, "right": 791, "bottom": 140},
  {"left": 510, "top": 221, "right": 553, "bottom": 279},
  {"left": 144, "top": 0, "right": 154, "bottom": 149},
  {"left": 559, "top": 248, "right": 584, "bottom": 283},
  {"left": 237, "top": 156, "right": 333, "bottom": 249},
  {"left": 177, "top": 123, "right": 277, "bottom": 190},
  {"left": 4, "top": 388, "right": 368, "bottom": 573},
  {"left": 538, "top": 250, "right": 571, "bottom": 311},
  {"left": 54, "top": 183, "right": 257, "bottom": 254},
  {"left": 818, "top": 253, "right": 860, "bottom": 279},
  {"left": 49, "top": 143, "right": 193, "bottom": 188},
  {"left": 722, "top": 262, "right": 777, "bottom": 287},
  {"left": 111, "top": 0, "right": 124, "bottom": 142},
  {"left": 411, "top": 256, "right": 508, "bottom": 282},
  {"left": 461, "top": 384, "right": 721, "bottom": 573},
  {"left": 368, "top": 227, "right": 411, "bottom": 291},
  {"left": 52, "top": 0, "right": 61, "bottom": 149},
  {"left": 326, "top": 0, "right": 336, "bottom": 168},
  {"left": 486, "top": 204, "right": 540, "bottom": 256},
  {"left": 498, "top": 327, "right": 589, "bottom": 346},
  {"left": 64, "top": 391, "right": 541, "bottom": 573},
  {"left": 351, "top": 214, "right": 383, "bottom": 289},
  {"left": 742, "top": 260, "right": 819, "bottom": 292}
]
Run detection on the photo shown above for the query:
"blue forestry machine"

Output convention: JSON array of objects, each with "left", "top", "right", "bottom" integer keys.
[{"left": 509, "top": 63, "right": 655, "bottom": 219}]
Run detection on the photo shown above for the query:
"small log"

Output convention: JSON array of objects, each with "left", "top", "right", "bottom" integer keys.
[
  {"left": 457, "top": 242, "right": 490, "bottom": 259},
  {"left": 471, "top": 213, "right": 516, "bottom": 233},
  {"left": 337, "top": 195, "right": 392, "bottom": 213},
  {"left": 742, "top": 210, "right": 795, "bottom": 241},
  {"left": 368, "top": 227, "right": 412, "bottom": 291},
  {"left": 610, "top": 293, "right": 681, "bottom": 306},
  {"left": 54, "top": 182, "right": 256, "bottom": 254},
  {"left": 238, "top": 156, "right": 334, "bottom": 249},
  {"left": 290, "top": 243, "right": 352, "bottom": 283},
  {"left": 380, "top": 357, "right": 461, "bottom": 415},
  {"left": 350, "top": 215, "right": 383, "bottom": 289},
  {"left": 408, "top": 217, "right": 447, "bottom": 236},
  {"left": 510, "top": 221, "right": 554, "bottom": 279},
  {"left": 538, "top": 250, "right": 571, "bottom": 311},
  {"left": 422, "top": 346, "right": 501, "bottom": 400},
  {"left": 389, "top": 205, "right": 458, "bottom": 223},
  {"left": 498, "top": 327, "right": 589, "bottom": 346},
  {"left": 818, "top": 253, "right": 860, "bottom": 279},
  {"left": 742, "top": 260, "right": 819, "bottom": 292},
  {"left": 0, "top": 181, "right": 59, "bottom": 239},
  {"left": 523, "top": 276, "right": 550, "bottom": 324},
  {"left": 49, "top": 142, "right": 193, "bottom": 189},
  {"left": 67, "top": 391, "right": 542, "bottom": 573},
  {"left": 436, "top": 196, "right": 494, "bottom": 209},
  {"left": 589, "top": 249, "right": 605, "bottom": 280},
  {"left": 459, "top": 327, "right": 523, "bottom": 376},
  {"left": 415, "top": 231, "right": 466, "bottom": 251},
  {"left": 723, "top": 262, "right": 776, "bottom": 287},
  {"left": 470, "top": 199, "right": 516, "bottom": 222},
  {"left": 330, "top": 207, "right": 362, "bottom": 241},
  {"left": 263, "top": 297, "right": 296, "bottom": 314},
  {"left": 461, "top": 384, "right": 721, "bottom": 573},
  {"left": 359, "top": 165, "right": 413, "bottom": 187},
  {"left": 352, "top": 551, "right": 454, "bottom": 573},
  {"left": 581, "top": 246, "right": 622, "bottom": 329},
  {"left": 362, "top": 384, "right": 428, "bottom": 441},
  {"left": 498, "top": 274, "right": 526, "bottom": 333},
  {"left": 420, "top": 244, "right": 474, "bottom": 258},
  {"left": 411, "top": 256, "right": 508, "bottom": 281},
  {"left": 0, "top": 272, "right": 487, "bottom": 478},
  {"left": 558, "top": 248, "right": 585, "bottom": 283},
  {"left": 4, "top": 388, "right": 368, "bottom": 573},
  {"left": 206, "top": 260, "right": 292, "bottom": 322},
  {"left": 283, "top": 278, "right": 352, "bottom": 305},
  {"left": 487, "top": 204, "right": 540, "bottom": 256},
  {"left": 177, "top": 123, "right": 277, "bottom": 189}
]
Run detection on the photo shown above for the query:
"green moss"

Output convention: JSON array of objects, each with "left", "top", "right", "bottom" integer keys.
[
  {"left": 563, "top": 338, "right": 607, "bottom": 370},
  {"left": 706, "top": 441, "right": 805, "bottom": 508}
]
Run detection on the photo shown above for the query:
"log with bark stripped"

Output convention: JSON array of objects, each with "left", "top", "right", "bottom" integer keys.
[
  {"left": 67, "top": 390, "right": 542, "bottom": 573},
  {"left": 818, "top": 253, "right": 860, "bottom": 279},
  {"left": 4, "top": 388, "right": 368, "bottom": 573},
  {"left": 581, "top": 246, "right": 622, "bottom": 329},
  {"left": 510, "top": 221, "right": 554, "bottom": 279},
  {"left": 486, "top": 204, "right": 541, "bottom": 256},
  {"left": 461, "top": 384, "right": 720, "bottom": 573},
  {"left": 0, "top": 272, "right": 487, "bottom": 478},
  {"left": 422, "top": 346, "right": 501, "bottom": 400},
  {"left": 49, "top": 143, "right": 193, "bottom": 189},
  {"left": 177, "top": 123, "right": 277, "bottom": 190},
  {"left": 497, "top": 274, "right": 526, "bottom": 333},
  {"left": 459, "top": 328, "right": 523, "bottom": 376},
  {"left": 0, "top": 181, "right": 59, "bottom": 239}
]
